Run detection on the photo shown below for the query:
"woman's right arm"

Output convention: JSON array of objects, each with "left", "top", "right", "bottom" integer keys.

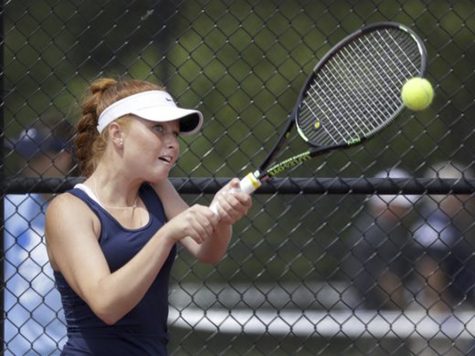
[{"left": 45, "top": 193, "right": 215, "bottom": 325}]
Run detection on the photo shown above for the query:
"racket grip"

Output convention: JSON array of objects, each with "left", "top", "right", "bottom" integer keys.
[
  {"left": 209, "top": 173, "right": 261, "bottom": 215},
  {"left": 238, "top": 172, "right": 262, "bottom": 194}
]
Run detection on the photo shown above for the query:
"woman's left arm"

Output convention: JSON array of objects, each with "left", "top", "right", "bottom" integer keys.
[{"left": 153, "top": 179, "right": 251, "bottom": 264}]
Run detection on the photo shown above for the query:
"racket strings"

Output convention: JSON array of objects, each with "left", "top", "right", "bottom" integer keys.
[
  {"left": 318, "top": 49, "right": 387, "bottom": 140},
  {"left": 334, "top": 33, "right": 407, "bottom": 129},
  {"left": 304, "top": 48, "right": 383, "bottom": 144},
  {"left": 298, "top": 27, "right": 424, "bottom": 147},
  {"left": 312, "top": 33, "right": 411, "bottom": 139},
  {"left": 308, "top": 31, "right": 418, "bottom": 143}
]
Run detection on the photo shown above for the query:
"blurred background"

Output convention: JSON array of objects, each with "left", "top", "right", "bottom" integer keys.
[{"left": 2, "top": 0, "right": 475, "bottom": 355}]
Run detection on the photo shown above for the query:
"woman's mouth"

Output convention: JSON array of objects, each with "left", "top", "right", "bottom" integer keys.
[{"left": 158, "top": 155, "right": 173, "bottom": 164}]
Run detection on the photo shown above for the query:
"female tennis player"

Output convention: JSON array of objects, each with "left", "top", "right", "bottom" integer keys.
[{"left": 45, "top": 77, "right": 252, "bottom": 355}]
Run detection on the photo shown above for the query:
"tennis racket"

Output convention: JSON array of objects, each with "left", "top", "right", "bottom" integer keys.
[{"left": 212, "top": 22, "right": 427, "bottom": 210}]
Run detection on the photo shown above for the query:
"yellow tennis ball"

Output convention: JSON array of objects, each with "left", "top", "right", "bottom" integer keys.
[{"left": 401, "top": 77, "right": 434, "bottom": 111}]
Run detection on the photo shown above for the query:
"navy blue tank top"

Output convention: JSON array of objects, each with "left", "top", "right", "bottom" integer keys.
[{"left": 54, "top": 184, "right": 176, "bottom": 355}]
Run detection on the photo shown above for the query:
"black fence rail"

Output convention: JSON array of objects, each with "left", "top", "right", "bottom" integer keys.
[{"left": 4, "top": 176, "right": 475, "bottom": 195}]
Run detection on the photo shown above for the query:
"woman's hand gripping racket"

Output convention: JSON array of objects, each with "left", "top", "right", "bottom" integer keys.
[{"left": 210, "top": 22, "right": 427, "bottom": 213}]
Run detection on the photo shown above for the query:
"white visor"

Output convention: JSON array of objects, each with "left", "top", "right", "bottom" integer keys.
[{"left": 97, "top": 90, "right": 203, "bottom": 135}]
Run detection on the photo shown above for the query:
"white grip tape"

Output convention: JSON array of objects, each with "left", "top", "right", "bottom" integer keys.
[
  {"left": 238, "top": 172, "right": 262, "bottom": 194},
  {"left": 209, "top": 173, "right": 261, "bottom": 215}
]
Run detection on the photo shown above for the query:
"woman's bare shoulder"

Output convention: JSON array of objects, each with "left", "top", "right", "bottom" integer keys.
[
  {"left": 48, "top": 191, "right": 89, "bottom": 212},
  {"left": 46, "top": 191, "right": 99, "bottom": 232}
]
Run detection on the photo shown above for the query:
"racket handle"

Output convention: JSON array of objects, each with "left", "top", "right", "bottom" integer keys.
[
  {"left": 238, "top": 172, "right": 262, "bottom": 194},
  {"left": 209, "top": 173, "right": 261, "bottom": 215}
]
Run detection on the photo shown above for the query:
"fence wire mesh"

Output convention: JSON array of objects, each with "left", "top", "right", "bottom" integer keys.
[{"left": 2, "top": 0, "right": 475, "bottom": 355}]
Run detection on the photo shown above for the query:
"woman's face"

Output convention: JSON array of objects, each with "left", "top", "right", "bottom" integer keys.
[{"left": 122, "top": 117, "right": 181, "bottom": 182}]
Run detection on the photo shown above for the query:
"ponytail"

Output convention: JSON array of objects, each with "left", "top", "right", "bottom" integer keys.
[{"left": 75, "top": 78, "right": 117, "bottom": 177}]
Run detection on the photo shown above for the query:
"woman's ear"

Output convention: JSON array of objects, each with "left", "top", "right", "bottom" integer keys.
[{"left": 108, "top": 122, "right": 124, "bottom": 147}]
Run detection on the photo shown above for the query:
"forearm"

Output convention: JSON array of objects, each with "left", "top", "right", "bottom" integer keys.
[{"left": 192, "top": 223, "right": 233, "bottom": 264}]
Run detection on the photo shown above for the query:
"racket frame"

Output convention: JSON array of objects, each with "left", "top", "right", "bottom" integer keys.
[{"left": 256, "top": 21, "right": 427, "bottom": 181}]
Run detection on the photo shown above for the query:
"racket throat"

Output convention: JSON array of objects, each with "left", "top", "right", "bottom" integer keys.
[{"left": 264, "top": 151, "right": 312, "bottom": 178}]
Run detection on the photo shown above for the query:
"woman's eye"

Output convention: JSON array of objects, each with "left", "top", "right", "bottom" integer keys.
[
  {"left": 150, "top": 124, "right": 180, "bottom": 138},
  {"left": 152, "top": 125, "right": 165, "bottom": 133}
]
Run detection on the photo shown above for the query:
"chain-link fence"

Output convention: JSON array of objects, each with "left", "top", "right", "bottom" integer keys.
[{"left": 2, "top": 1, "right": 475, "bottom": 355}]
